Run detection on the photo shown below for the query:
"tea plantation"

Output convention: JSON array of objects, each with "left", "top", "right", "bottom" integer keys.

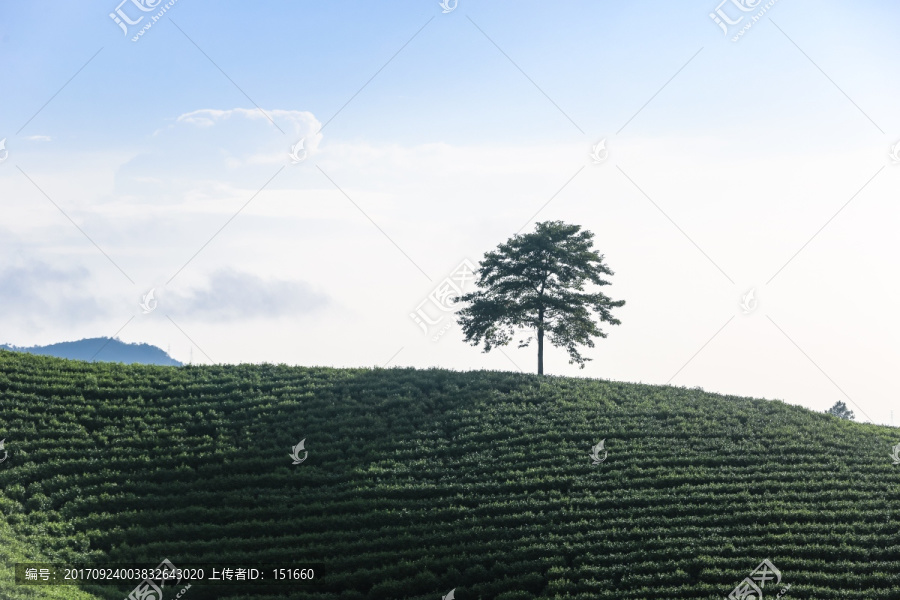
[{"left": 1, "top": 349, "right": 898, "bottom": 600}]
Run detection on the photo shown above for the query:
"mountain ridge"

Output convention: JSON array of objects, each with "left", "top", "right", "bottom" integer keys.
[{"left": 0, "top": 337, "right": 182, "bottom": 366}]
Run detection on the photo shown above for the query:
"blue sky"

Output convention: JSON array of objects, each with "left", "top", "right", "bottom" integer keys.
[{"left": 1, "top": 1, "right": 899, "bottom": 424}]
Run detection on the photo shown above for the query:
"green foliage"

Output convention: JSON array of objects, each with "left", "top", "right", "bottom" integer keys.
[
  {"left": 0, "top": 350, "right": 898, "bottom": 600},
  {"left": 0, "top": 515, "right": 99, "bottom": 600},
  {"left": 825, "top": 401, "right": 855, "bottom": 421},
  {"left": 458, "top": 220, "right": 624, "bottom": 374}
]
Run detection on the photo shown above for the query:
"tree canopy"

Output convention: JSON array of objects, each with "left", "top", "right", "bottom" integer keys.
[
  {"left": 825, "top": 400, "right": 855, "bottom": 420},
  {"left": 457, "top": 220, "right": 624, "bottom": 375}
]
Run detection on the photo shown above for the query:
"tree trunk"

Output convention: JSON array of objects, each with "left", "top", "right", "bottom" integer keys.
[{"left": 537, "top": 308, "right": 544, "bottom": 375}]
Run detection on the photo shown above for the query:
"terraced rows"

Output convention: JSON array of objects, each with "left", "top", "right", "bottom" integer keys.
[{"left": 1, "top": 350, "right": 899, "bottom": 599}]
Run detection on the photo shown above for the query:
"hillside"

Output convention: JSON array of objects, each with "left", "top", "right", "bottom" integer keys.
[
  {"left": 0, "top": 350, "right": 898, "bottom": 600},
  {"left": 0, "top": 338, "right": 182, "bottom": 367}
]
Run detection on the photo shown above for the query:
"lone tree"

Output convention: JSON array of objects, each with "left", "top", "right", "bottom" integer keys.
[
  {"left": 457, "top": 220, "right": 624, "bottom": 375},
  {"left": 825, "top": 401, "right": 855, "bottom": 420}
]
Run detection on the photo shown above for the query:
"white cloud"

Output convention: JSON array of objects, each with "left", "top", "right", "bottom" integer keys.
[
  {"left": 165, "top": 269, "right": 331, "bottom": 321},
  {"left": 153, "top": 107, "right": 324, "bottom": 168},
  {"left": 0, "top": 263, "right": 108, "bottom": 330},
  {"left": 133, "top": 176, "right": 163, "bottom": 184},
  {"left": 25, "top": 135, "right": 51, "bottom": 142},
  {"left": 176, "top": 107, "right": 321, "bottom": 140},
  {"left": 3, "top": 122, "right": 898, "bottom": 425}
]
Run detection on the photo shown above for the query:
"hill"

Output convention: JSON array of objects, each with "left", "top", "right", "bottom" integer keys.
[
  {"left": 0, "top": 350, "right": 898, "bottom": 600},
  {"left": 0, "top": 338, "right": 181, "bottom": 366}
]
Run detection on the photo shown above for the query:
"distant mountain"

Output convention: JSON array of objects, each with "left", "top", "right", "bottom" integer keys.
[{"left": 0, "top": 337, "right": 182, "bottom": 366}]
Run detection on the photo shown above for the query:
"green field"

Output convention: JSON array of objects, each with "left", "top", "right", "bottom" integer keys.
[{"left": 1, "top": 349, "right": 898, "bottom": 600}]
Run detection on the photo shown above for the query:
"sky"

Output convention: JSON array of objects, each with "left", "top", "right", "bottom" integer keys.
[{"left": 1, "top": 1, "right": 898, "bottom": 425}]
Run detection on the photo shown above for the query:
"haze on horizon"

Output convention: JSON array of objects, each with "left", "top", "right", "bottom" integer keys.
[{"left": 1, "top": 1, "right": 898, "bottom": 424}]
